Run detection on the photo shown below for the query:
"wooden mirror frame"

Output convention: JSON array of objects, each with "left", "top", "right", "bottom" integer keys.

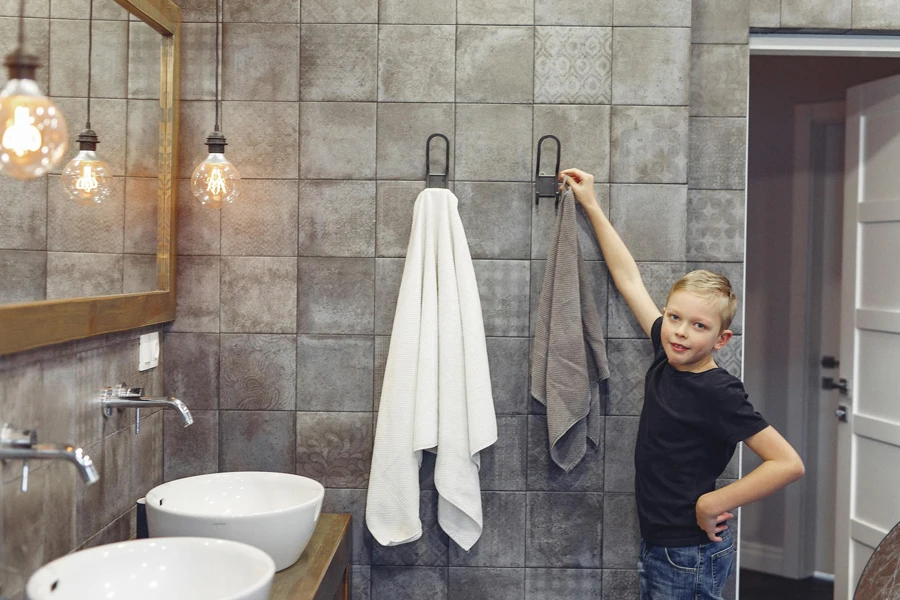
[{"left": 0, "top": 0, "right": 181, "bottom": 356}]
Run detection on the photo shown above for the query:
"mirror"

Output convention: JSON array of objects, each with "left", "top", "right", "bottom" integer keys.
[{"left": 0, "top": 0, "right": 180, "bottom": 354}]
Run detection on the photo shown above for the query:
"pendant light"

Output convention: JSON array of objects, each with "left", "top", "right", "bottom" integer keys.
[
  {"left": 190, "top": 0, "right": 239, "bottom": 208},
  {"left": 0, "top": 0, "right": 68, "bottom": 180},
  {"left": 61, "top": 0, "right": 113, "bottom": 205}
]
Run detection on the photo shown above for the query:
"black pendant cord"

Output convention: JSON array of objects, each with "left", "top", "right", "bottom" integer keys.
[
  {"left": 214, "top": 0, "right": 220, "bottom": 132},
  {"left": 17, "top": 0, "right": 24, "bottom": 49},
  {"left": 86, "top": 0, "right": 93, "bottom": 130}
]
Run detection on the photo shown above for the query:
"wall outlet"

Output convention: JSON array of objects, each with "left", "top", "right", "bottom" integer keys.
[{"left": 139, "top": 332, "right": 160, "bottom": 371}]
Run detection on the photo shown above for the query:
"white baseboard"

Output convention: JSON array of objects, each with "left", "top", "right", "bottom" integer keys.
[{"left": 740, "top": 540, "right": 786, "bottom": 575}]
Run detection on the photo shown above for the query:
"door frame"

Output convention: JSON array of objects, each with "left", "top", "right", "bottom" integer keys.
[{"left": 742, "top": 34, "right": 900, "bottom": 595}]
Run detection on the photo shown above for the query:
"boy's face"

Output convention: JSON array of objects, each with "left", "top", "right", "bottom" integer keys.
[{"left": 661, "top": 290, "right": 733, "bottom": 372}]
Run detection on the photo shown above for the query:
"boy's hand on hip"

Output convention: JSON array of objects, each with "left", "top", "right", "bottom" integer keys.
[{"left": 696, "top": 493, "right": 734, "bottom": 542}]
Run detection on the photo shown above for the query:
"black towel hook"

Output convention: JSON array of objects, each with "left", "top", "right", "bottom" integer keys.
[
  {"left": 426, "top": 133, "right": 450, "bottom": 189},
  {"left": 535, "top": 135, "right": 561, "bottom": 208}
]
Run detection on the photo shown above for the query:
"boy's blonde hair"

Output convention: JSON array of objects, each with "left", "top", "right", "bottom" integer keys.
[{"left": 666, "top": 270, "right": 738, "bottom": 331}]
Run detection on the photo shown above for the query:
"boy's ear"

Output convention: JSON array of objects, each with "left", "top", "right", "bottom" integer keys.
[{"left": 714, "top": 329, "right": 733, "bottom": 350}]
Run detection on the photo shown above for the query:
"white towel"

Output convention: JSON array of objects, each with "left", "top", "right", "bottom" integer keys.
[{"left": 366, "top": 187, "right": 497, "bottom": 551}]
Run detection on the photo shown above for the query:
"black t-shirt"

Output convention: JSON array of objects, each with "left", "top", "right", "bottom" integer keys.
[{"left": 634, "top": 316, "right": 769, "bottom": 547}]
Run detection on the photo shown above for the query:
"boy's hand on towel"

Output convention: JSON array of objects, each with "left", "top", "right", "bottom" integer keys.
[{"left": 559, "top": 168, "right": 600, "bottom": 215}]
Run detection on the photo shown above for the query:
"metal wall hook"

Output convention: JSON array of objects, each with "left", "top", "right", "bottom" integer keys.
[
  {"left": 535, "top": 134, "right": 562, "bottom": 208},
  {"left": 426, "top": 133, "right": 450, "bottom": 189}
]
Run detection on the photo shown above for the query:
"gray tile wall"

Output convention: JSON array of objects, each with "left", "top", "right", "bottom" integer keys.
[
  {"left": 162, "top": 1, "right": 749, "bottom": 599},
  {"left": 0, "top": 2, "right": 161, "bottom": 304},
  {"left": 750, "top": 0, "right": 900, "bottom": 29},
  {"left": 0, "top": 325, "right": 165, "bottom": 599}
]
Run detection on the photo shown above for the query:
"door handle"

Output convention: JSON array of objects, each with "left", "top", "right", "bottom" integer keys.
[
  {"left": 822, "top": 377, "right": 850, "bottom": 394},
  {"left": 835, "top": 405, "right": 848, "bottom": 422}
]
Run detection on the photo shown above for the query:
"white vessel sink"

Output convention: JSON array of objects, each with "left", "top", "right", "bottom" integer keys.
[
  {"left": 26, "top": 537, "right": 274, "bottom": 600},
  {"left": 146, "top": 472, "right": 325, "bottom": 571}
]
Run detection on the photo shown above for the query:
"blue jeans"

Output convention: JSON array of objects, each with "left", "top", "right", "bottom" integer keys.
[{"left": 638, "top": 528, "right": 736, "bottom": 600}]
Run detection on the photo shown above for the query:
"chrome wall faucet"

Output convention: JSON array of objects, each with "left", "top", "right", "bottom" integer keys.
[
  {"left": 0, "top": 423, "right": 99, "bottom": 492},
  {"left": 101, "top": 383, "right": 193, "bottom": 434}
]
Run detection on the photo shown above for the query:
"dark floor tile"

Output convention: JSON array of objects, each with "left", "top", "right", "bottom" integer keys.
[
  {"left": 449, "top": 567, "right": 524, "bottom": 600},
  {"left": 449, "top": 492, "right": 526, "bottom": 568},
  {"left": 371, "top": 566, "right": 447, "bottom": 600},
  {"left": 526, "top": 568, "right": 603, "bottom": 600},
  {"left": 526, "top": 492, "right": 603, "bottom": 568}
]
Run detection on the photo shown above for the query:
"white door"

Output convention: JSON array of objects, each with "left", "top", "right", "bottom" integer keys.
[{"left": 835, "top": 73, "right": 900, "bottom": 600}]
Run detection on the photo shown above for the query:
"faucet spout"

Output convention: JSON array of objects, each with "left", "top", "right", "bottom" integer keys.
[
  {"left": 0, "top": 425, "right": 100, "bottom": 490},
  {"left": 101, "top": 384, "right": 194, "bottom": 432},
  {"left": 30, "top": 443, "right": 100, "bottom": 484},
  {"left": 138, "top": 396, "right": 194, "bottom": 427}
]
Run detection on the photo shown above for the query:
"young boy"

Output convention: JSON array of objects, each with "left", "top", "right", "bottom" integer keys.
[{"left": 559, "top": 168, "right": 805, "bottom": 600}]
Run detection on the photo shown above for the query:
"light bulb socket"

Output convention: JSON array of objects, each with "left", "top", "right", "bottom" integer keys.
[
  {"left": 4, "top": 49, "right": 40, "bottom": 81},
  {"left": 205, "top": 131, "right": 227, "bottom": 154},
  {"left": 76, "top": 128, "right": 100, "bottom": 151}
]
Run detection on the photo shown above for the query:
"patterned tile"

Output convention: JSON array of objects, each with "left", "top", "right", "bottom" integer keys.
[
  {"left": 486, "top": 337, "right": 530, "bottom": 415},
  {"left": 782, "top": 0, "right": 851, "bottom": 28},
  {"left": 180, "top": 23, "right": 217, "bottom": 100},
  {"left": 171, "top": 256, "right": 220, "bottom": 333},
  {"left": 296, "top": 412, "right": 373, "bottom": 488},
  {"left": 525, "top": 568, "right": 603, "bottom": 600},
  {"left": 163, "top": 333, "right": 219, "bottom": 411},
  {"left": 611, "top": 106, "right": 689, "bottom": 184},
  {"left": 222, "top": 101, "right": 299, "bottom": 179},
  {"left": 219, "top": 411, "right": 296, "bottom": 473},
  {"left": 0, "top": 250, "right": 46, "bottom": 303},
  {"left": 534, "top": 27, "right": 611, "bottom": 104},
  {"left": 300, "top": 102, "right": 376, "bottom": 179},
  {"left": 526, "top": 492, "right": 603, "bottom": 568},
  {"left": 297, "top": 335, "right": 374, "bottom": 412},
  {"left": 449, "top": 567, "right": 525, "bottom": 599},
  {"left": 300, "top": 24, "right": 377, "bottom": 101},
  {"left": 126, "top": 100, "right": 161, "bottom": 178},
  {"left": 455, "top": 182, "right": 531, "bottom": 260},
  {"left": 219, "top": 334, "right": 297, "bottom": 411},
  {"left": 715, "top": 335, "right": 742, "bottom": 378},
  {"left": 47, "top": 176, "right": 125, "bottom": 254},
  {"left": 527, "top": 415, "right": 605, "bottom": 492},
  {"left": 690, "top": 45, "right": 749, "bottom": 118},
  {"left": 371, "top": 566, "right": 447, "bottom": 600},
  {"left": 301, "top": 0, "right": 377, "bottom": 23},
  {"left": 458, "top": 0, "right": 533, "bottom": 24},
  {"left": 372, "top": 490, "right": 448, "bottom": 566},
  {"left": 613, "top": 0, "right": 690, "bottom": 25},
  {"left": 604, "top": 417, "right": 640, "bottom": 493},
  {"left": 225, "top": 0, "right": 300, "bottom": 22},
  {"left": 479, "top": 416, "right": 527, "bottom": 491},
  {"left": 449, "top": 492, "right": 526, "bottom": 567},
  {"left": 692, "top": 0, "right": 749, "bottom": 44},
  {"left": 534, "top": 105, "right": 611, "bottom": 183},
  {"left": 378, "top": 25, "right": 455, "bottom": 102},
  {"left": 602, "top": 569, "right": 640, "bottom": 600},
  {"left": 128, "top": 21, "right": 162, "bottom": 100},
  {"left": 455, "top": 104, "right": 533, "bottom": 182},
  {"left": 456, "top": 26, "right": 534, "bottom": 103},
  {"left": 352, "top": 565, "right": 371, "bottom": 600},
  {"left": 606, "top": 340, "right": 654, "bottom": 416},
  {"left": 611, "top": 27, "right": 690, "bottom": 106},
  {"left": 610, "top": 184, "right": 687, "bottom": 262},
  {"left": 322, "top": 488, "right": 372, "bottom": 565},
  {"left": 299, "top": 258, "right": 375, "bottom": 334},
  {"left": 687, "top": 190, "right": 745, "bottom": 261},
  {"left": 221, "top": 179, "right": 299, "bottom": 257},
  {"left": 299, "top": 180, "right": 376, "bottom": 257},
  {"left": 374, "top": 258, "right": 404, "bottom": 335},
  {"left": 474, "top": 260, "right": 531, "bottom": 337},
  {"left": 379, "top": 0, "right": 455, "bottom": 24},
  {"left": 376, "top": 181, "right": 425, "bottom": 258},
  {"left": 603, "top": 494, "right": 641, "bottom": 568},
  {"left": 220, "top": 257, "right": 298, "bottom": 334},
  {"left": 535, "top": 0, "right": 610, "bottom": 25},
  {"left": 123, "top": 178, "right": 157, "bottom": 255},
  {"left": 689, "top": 117, "right": 748, "bottom": 190},
  {"left": 376, "top": 104, "right": 454, "bottom": 180}
]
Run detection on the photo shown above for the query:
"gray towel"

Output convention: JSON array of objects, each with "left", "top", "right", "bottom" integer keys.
[{"left": 530, "top": 186, "right": 610, "bottom": 472}]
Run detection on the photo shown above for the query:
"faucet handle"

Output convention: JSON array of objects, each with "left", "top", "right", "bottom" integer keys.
[
  {"left": 114, "top": 383, "right": 144, "bottom": 398},
  {"left": 0, "top": 423, "right": 36, "bottom": 447}
]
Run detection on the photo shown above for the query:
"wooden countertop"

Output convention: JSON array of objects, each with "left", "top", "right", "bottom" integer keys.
[{"left": 270, "top": 513, "right": 352, "bottom": 600}]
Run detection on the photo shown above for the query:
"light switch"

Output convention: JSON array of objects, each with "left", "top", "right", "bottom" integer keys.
[{"left": 139, "top": 332, "right": 160, "bottom": 371}]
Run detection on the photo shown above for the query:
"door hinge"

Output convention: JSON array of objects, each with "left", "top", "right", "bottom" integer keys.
[
  {"left": 821, "top": 355, "right": 840, "bottom": 369},
  {"left": 822, "top": 377, "right": 850, "bottom": 395}
]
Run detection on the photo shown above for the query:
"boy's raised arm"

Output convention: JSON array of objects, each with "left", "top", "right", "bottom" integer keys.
[{"left": 560, "top": 168, "right": 662, "bottom": 337}]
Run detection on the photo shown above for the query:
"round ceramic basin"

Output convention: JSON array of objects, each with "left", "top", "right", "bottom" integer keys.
[
  {"left": 146, "top": 472, "right": 325, "bottom": 571},
  {"left": 26, "top": 537, "right": 274, "bottom": 600}
]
